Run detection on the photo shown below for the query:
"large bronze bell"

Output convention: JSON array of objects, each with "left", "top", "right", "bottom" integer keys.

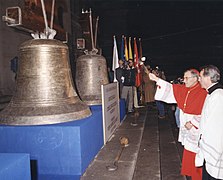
[
  {"left": 75, "top": 53, "right": 109, "bottom": 105},
  {"left": 0, "top": 39, "right": 91, "bottom": 125}
]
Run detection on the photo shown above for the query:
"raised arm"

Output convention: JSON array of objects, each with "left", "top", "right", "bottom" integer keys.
[{"left": 148, "top": 73, "right": 159, "bottom": 82}]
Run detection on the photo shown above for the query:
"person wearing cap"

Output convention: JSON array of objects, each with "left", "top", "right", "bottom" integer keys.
[{"left": 148, "top": 68, "right": 207, "bottom": 180}]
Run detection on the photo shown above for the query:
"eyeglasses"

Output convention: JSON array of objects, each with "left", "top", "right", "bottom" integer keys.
[{"left": 183, "top": 76, "right": 194, "bottom": 81}]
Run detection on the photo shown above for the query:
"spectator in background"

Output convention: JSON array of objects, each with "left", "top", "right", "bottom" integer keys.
[
  {"left": 121, "top": 59, "right": 136, "bottom": 113},
  {"left": 171, "top": 77, "right": 184, "bottom": 128},
  {"left": 175, "top": 106, "right": 180, "bottom": 128},
  {"left": 115, "top": 59, "right": 124, "bottom": 98},
  {"left": 142, "top": 65, "right": 156, "bottom": 109},
  {"left": 153, "top": 67, "right": 166, "bottom": 119},
  {"left": 107, "top": 67, "right": 114, "bottom": 83}
]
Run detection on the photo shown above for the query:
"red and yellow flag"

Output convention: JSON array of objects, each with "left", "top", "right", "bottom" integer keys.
[
  {"left": 134, "top": 38, "right": 141, "bottom": 87},
  {"left": 128, "top": 37, "right": 133, "bottom": 60},
  {"left": 124, "top": 36, "right": 128, "bottom": 61}
]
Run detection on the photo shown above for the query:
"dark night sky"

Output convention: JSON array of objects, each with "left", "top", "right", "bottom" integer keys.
[{"left": 82, "top": 0, "right": 223, "bottom": 79}]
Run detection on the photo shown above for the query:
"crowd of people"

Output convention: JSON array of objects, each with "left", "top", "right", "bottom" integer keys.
[
  {"left": 112, "top": 59, "right": 167, "bottom": 117},
  {"left": 110, "top": 60, "right": 223, "bottom": 180}
]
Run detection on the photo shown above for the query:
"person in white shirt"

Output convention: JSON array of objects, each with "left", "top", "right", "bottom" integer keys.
[{"left": 195, "top": 65, "right": 223, "bottom": 180}]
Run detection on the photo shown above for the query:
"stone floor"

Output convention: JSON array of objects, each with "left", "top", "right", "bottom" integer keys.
[{"left": 81, "top": 105, "right": 186, "bottom": 180}]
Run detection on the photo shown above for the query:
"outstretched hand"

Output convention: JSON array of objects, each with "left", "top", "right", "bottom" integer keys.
[{"left": 149, "top": 73, "right": 159, "bottom": 82}]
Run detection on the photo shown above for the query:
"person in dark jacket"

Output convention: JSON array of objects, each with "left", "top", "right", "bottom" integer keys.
[{"left": 121, "top": 59, "right": 136, "bottom": 112}]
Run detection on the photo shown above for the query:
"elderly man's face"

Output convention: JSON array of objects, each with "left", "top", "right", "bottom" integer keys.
[
  {"left": 183, "top": 71, "right": 198, "bottom": 88},
  {"left": 199, "top": 70, "right": 210, "bottom": 89}
]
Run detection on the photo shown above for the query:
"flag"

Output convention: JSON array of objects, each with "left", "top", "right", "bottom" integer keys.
[
  {"left": 124, "top": 36, "right": 128, "bottom": 61},
  {"left": 128, "top": 37, "right": 133, "bottom": 60},
  {"left": 139, "top": 38, "right": 142, "bottom": 59},
  {"left": 138, "top": 38, "right": 143, "bottom": 83},
  {"left": 134, "top": 38, "right": 141, "bottom": 87},
  {"left": 120, "top": 35, "right": 125, "bottom": 61},
  {"left": 134, "top": 38, "right": 139, "bottom": 68},
  {"left": 112, "top": 36, "right": 119, "bottom": 82}
]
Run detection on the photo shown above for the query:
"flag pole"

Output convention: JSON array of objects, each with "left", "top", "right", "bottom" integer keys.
[
  {"left": 138, "top": 38, "right": 145, "bottom": 106},
  {"left": 112, "top": 35, "right": 119, "bottom": 82}
]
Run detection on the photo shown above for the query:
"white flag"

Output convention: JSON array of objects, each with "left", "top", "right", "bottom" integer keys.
[{"left": 112, "top": 36, "right": 119, "bottom": 82}]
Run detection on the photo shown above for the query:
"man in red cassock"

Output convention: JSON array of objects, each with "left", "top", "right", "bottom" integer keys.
[{"left": 148, "top": 68, "right": 207, "bottom": 180}]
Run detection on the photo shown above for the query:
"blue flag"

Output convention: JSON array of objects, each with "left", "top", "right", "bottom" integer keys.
[{"left": 120, "top": 35, "right": 125, "bottom": 61}]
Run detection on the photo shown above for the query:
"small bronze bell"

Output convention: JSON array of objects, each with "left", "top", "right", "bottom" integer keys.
[{"left": 0, "top": 39, "right": 91, "bottom": 125}]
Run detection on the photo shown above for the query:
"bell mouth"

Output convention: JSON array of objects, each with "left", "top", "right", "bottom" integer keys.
[{"left": 0, "top": 98, "right": 92, "bottom": 125}]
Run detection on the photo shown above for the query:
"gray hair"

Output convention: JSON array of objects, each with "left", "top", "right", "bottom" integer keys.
[
  {"left": 185, "top": 69, "right": 200, "bottom": 81},
  {"left": 200, "top": 65, "right": 220, "bottom": 83}
]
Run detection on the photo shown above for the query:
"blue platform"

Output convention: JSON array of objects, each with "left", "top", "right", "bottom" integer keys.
[
  {"left": 120, "top": 98, "right": 126, "bottom": 122},
  {"left": 0, "top": 100, "right": 126, "bottom": 179},
  {"left": 0, "top": 153, "right": 31, "bottom": 180}
]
